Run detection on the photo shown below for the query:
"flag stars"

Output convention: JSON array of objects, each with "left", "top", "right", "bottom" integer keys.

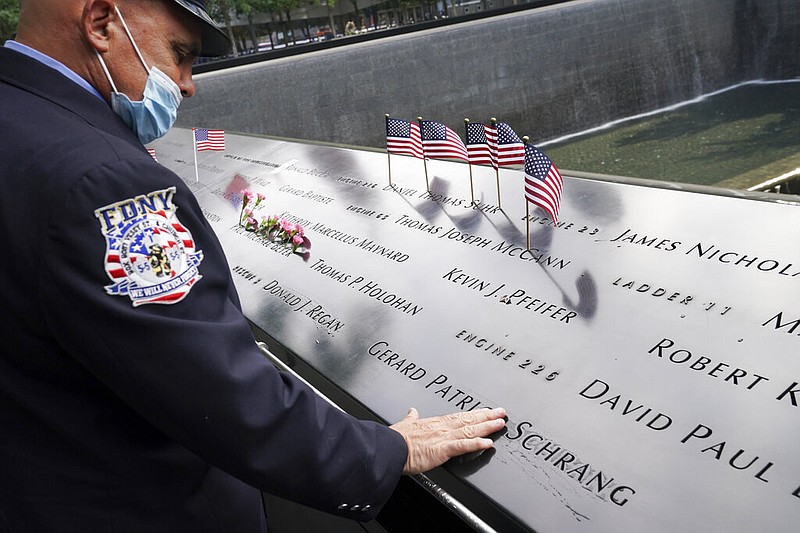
[
  {"left": 465, "top": 123, "right": 488, "bottom": 144},
  {"left": 525, "top": 146, "right": 554, "bottom": 179},
  {"left": 419, "top": 120, "right": 469, "bottom": 161},
  {"left": 193, "top": 128, "right": 225, "bottom": 152},
  {"left": 386, "top": 119, "right": 411, "bottom": 138},
  {"left": 386, "top": 117, "right": 423, "bottom": 159},
  {"left": 383, "top": 116, "right": 562, "bottom": 223},
  {"left": 421, "top": 121, "right": 447, "bottom": 141},
  {"left": 524, "top": 142, "right": 563, "bottom": 223},
  {"left": 497, "top": 123, "right": 522, "bottom": 144}
]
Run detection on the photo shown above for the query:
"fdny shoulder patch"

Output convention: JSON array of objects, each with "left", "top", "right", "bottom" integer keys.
[{"left": 94, "top": 187, "right": 203, "bottom": 306}]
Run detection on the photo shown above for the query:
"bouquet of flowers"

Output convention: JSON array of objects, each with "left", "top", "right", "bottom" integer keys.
[{"left": 238, "top": 190, "right": 310, "bottom": 255}]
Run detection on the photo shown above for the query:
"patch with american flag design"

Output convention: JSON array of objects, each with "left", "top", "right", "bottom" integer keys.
[{"left": 94, "top": 187, "right": 203, "bottom": 306}]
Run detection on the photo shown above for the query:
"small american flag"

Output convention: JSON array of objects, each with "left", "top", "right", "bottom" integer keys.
[
  {"left": 194, "top": 128, "right": 225, "bottom": 152},
  {"left": 146, "top": 147, "right": 158, "bottom": 161},
  {"left": 524, "top": 142, "right": 563, "bottom": 223},
  {"left": 224, "top": 173, "right": 251, "bottom": 208},
  {"left": 386, "top": 117, "right": 423, "bottom": 159},
  {"left": 496, "top": 123, "right": 525, "bottom": 166},
  {"left": 420, "top": 120, "right": 469, "bottom": 162},
  {"left": 465, "top": 122, "right": 497, "bottom": 168}
]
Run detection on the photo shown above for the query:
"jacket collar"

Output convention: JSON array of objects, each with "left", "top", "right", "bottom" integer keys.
[{"left": 0, "top": 46, "right": 141, "bottom": 143}]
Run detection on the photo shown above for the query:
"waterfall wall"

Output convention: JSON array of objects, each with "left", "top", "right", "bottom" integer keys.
[{"left": 176, "top": 0, "right": 800, "bottom": 147}]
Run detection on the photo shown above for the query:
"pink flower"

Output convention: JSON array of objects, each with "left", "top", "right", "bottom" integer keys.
[
  {"left": 291, "top": 233, "right": 307, "bottom": 252},
  {"left": 279, "top": 219, "right": 294, "bottom": 233},
  {"left": 252, "top": 192, "right": 266, "bottom": 208},
  {"left": 241, "top": 190, "right": 255, "bottom": 208},
  {"left": 236, "top": 194, "right": 310, "bottom": 259}
]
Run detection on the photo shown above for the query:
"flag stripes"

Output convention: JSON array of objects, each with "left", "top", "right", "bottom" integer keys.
[
  {"left": 524, "top": 143, "right": 563, "bottom": 222},
  {"left": 465, "top": 122, "right": 496, "bottom": 168},
  {"left": 194, "top": 128, "right": 225, "bottom": 151},
  {"left": 384, "top": 116, "right": 566, "bottom": 226},
  {"left": 495, "top": 122, "right": 525, "bottom": 166},
  {"left": 386, "top": 117, "right": 423, "bottom": 159},
  {"left": 420, "top": 120, "right": 469, "bottom": 162}
]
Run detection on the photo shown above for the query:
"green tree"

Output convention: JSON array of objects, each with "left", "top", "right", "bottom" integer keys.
[
  {"left": 207, "top": 0, "right": 283, "bottom": 53},
  {"left": 248, "top": 0, "right": 276, "bottom": 50},
  {"left": 205, "top": 0, "right": 244, "bottom": 56},
  {"left": 207, "top": 0, "right": 314, "bottom": 53},
  {"left": 0, "top": 0, "right": 20, "bottom": 42},
  {"left": 268, "top": 0, "right": 305, "bottom": 46},
  {"left": 314, "top": 0, "right": 338, "bottom": 37}
]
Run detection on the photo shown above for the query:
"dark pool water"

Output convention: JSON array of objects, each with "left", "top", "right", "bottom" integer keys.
[{"left": 541, "top": 80, "right": 800, "bottom": 188}]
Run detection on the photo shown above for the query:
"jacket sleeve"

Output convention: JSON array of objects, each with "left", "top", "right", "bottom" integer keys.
[{"left": 38, "top": 156, "right": 407, "bottom": 520}]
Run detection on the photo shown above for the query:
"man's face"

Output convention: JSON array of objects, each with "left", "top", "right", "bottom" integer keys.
[{"left": 106, "top": 0, "right": 202, "bottom": 100}]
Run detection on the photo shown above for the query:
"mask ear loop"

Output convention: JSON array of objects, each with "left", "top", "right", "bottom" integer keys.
[
  {"left": 114, "top": 5, "right": 151, "bottom": 74},
  {"left": 95, "top": 51, "right": 119, "bottom": 94}
]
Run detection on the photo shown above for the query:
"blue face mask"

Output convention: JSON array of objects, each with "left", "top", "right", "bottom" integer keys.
[{"left": 96, "top": 7, "right": 183, "bottom": 145}]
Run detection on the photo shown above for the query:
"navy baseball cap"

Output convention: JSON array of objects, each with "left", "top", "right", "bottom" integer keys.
[{"left": 172, "top": 0, "right": 232, "bottom": 57}]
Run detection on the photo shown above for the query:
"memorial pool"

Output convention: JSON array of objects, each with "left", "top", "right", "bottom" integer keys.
[{"left": 542, "top": 80, "right": 800, "bottom": 189}]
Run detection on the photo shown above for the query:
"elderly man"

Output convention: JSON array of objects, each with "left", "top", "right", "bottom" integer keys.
[{"left": 0, "top": 1, "right": 506, "bottom": 531}]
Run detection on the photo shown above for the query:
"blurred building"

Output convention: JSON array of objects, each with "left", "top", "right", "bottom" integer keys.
[{"left": 221, "top": 0, "right": 528, "bottom": 54}]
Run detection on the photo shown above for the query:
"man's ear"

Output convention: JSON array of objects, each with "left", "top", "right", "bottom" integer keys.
[{"left": 82, "top": 0, "right": 116, "bottom": 53}]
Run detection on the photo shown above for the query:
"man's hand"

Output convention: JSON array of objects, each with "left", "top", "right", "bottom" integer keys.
[{"left": 389, "top": 407, "right": 507, "bottom": 475}]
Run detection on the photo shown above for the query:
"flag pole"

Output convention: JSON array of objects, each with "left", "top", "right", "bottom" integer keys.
[
  {"left": 418, "top": 116, "right": 429, "bottom": 192},
  {"left": 523, "top": 136, "right": 530, "bottom": 250},
  {"left": 385, "top": 114, "right": 393, "bottom": 187},
  {"left": 464, "top": 118, "right": 475, "bottom": 205},
  {"left": 490, "top": 117, "right": 500, "bottom": 209},
  {"left": 192, "top": 128, "right": 199, "bottom": 183},
  {"left": 526, "top": 202, "right": 531, "bottom": 250}
]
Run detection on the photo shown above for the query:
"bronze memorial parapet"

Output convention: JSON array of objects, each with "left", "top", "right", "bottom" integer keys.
[{"left": 152, "top": 128, "right": 800, "bottom": 532}]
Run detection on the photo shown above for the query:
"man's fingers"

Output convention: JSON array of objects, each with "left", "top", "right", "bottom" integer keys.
[
  {"left": 391, "top": 407, "right": 507, "bottom": 475},
  {"left": 444, "top": 436, "right": 495, "bottom": 457},
  {"left": 404, "top": 407, "right": 420, "bottom": 422},
  {"left": 415, "top": 408, "right": 507, "bottom": 440},
  {"left": 458, "top": 416, "right": 506, "bottom": 440},
  {"left": 435, "top": 407, "right": 507, "bottom": 430}
]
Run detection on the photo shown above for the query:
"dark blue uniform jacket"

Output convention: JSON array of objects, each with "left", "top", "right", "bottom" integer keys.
[{"left": 0, "top": 47, "right": 406, "bottom": 532}]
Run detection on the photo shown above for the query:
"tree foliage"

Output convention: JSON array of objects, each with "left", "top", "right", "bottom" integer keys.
[
  {"left": 0, "top": 0, "right": 20, "bottom": 42},
  {"left": 206, "top": 0, "right": 312, "bottom": 52}
]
